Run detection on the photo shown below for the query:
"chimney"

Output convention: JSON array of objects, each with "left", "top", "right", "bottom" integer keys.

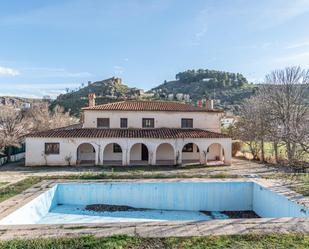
[
  {"left": 197, "top": 100, "right": 203, "bottom": 108},
  {"left": 205, "top": 99, "right": 210, "bottom": 109},
  {"left": 88, "top": 93, "right": 96, "bottom": 107},
  {"left": 205, "top": 99, "right": 214, "bottom": 110},
  {"left": 210, "top": 99, "right": 214, "bottom": 109}
]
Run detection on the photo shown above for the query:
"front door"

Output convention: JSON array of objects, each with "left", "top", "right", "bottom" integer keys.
[{"left": 141, "top": 144, "right": 148, "bottom": 161}]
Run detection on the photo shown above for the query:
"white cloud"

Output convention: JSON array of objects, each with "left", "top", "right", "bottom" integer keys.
[
  {"left": 266, "top": 51, "right": 309, "bottom": 70},
  {"left": 0, "top": 66, "right": 20, "bottom": 76},
  {"left": 23, "top": 67, "right": 92, "bottom": 78},
  {"left": 285, "top": 41, "right": 309, "bottom": 49},
  {"left": 251, "top": 0, "right": 309, "bottom": 29},
  {"left": 0, "top": 82, "right": 78, "bottom": 98},
  {"left": 194, "top": 8, "right": 209, "bottom": 41},
  {"left": 113, "top": 65, "right": 125, "bottom": 75}
]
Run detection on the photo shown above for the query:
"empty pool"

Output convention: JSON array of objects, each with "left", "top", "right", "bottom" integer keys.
[{"left": 1, "top": 180, "right": 308, "bottom": 225}]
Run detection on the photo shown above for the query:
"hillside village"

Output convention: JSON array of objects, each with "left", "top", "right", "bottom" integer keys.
[{"left": 46, "top": 69, "right": 256, "bottom": 116}]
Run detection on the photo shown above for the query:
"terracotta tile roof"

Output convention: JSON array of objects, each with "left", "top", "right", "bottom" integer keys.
[
  {"left": 27, "top": 128, "right": 229, "bottom": 139},
  {"left": 82, "top": 101, "right": 223, "bottom": 112}
]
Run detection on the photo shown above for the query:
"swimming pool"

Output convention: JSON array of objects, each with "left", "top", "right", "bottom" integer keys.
[{"left": 1, "top": 180, "right": 308, "bottom": 225}]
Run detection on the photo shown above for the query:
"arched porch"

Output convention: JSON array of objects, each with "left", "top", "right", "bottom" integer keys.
[
  {"left": 129, "top": 143, "right": 149, "bottom": 165},
  {"left": 181, "top": 143, "right": 202, "bottom": 165},
  {"left": 76, "top": 143, "right": 96, "bottom": 165},
  {"left": 156, "top": 143, "right": 175, "bottom": 165},
  {"left": 206, "top": 143, "right": 225, "bottom": 165},
  {"left": 103, "top": 143, "right": 123, "bottom": 166}
]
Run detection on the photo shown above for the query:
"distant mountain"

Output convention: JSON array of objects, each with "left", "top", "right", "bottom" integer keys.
[
  {"left": 50, "top": 77, "right": 143, "bottom": 116},
  {"left": 150, "top": 69, "right": 258, "bottom": 113}
]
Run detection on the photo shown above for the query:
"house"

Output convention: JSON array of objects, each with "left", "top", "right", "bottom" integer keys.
[
  {"left": 25, "top": 95, "right": 232, "bottom": 166},
  {"left": 221, "top": 115, "right": 236, "bottom": 128}
]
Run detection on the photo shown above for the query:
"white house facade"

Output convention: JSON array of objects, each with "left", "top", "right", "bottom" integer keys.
[{"left": 25, "top": 98, "right": 232, "bottom": 166}]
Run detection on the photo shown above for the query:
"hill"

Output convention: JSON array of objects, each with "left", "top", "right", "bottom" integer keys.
[
  {"left": 50, "top": 69, "right": 258, "bottom": 116},
  {"left": 150, "top": 69, "right": 258, "bottom": 113},
  {"left": 50, "top": 77, "right": 143, "bottom": 116}
]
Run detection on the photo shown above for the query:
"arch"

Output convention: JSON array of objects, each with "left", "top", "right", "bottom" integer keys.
[
  {"left": 206, "top": 143, "right": 225, "bottom": 165},
  {"left": 77, "top": 143, "right": 96, "bottom": 165},
  {"left": 156, "top": 143, "right": 175, "bottom": 165},
  {"left": 129, "top": 143, "right": 149, "bottom": 165},
  {"left": 103, "top": 143, "right": 123, "bottom": 166},
  {"left": 181, "top": 142, "right": 201, "bottom": 165}
]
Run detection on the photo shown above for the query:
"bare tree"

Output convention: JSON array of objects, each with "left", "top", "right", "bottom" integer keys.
[
  {"left": 236, "top": 95, "right": 272, "bottom": 161},
  {"left": 0, "top": 103, "right": 77, "bottom": 162},
  {"left": 49, "top": 105, "right": 77, "bottom": 129},
  {"left": 260, "top": 66, "right": 309, "bottom": 164},
  {"left": 0, "top": 107, "right": 30, "bottom": 161},
  {"left": 25, "top": 103, "right": 78, "bottom": 132}
]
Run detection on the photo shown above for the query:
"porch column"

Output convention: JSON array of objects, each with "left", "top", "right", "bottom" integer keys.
[
  {"left": 123, "top": 149, "right": 129, "bottom": 166},
  {"left": 176, "top": 150, "right": 182, "bottom": 165},
  {"left": 95, "top": 148, "right": 99, "bottom": 165},
  {"left": 223, "top": 145, "right": 232, "bottom": 165},
  {"left": 203, "top": 150, "right": 207, "bottom": 165},
  {"left": 150, "top": 150, "right": 156, "bottom": 165},
  {"left": 222, "top": 140, "right": 232, "bottom": 165},
  {"left": 98, "top": 144, "right": 103, "bottom": 165}
]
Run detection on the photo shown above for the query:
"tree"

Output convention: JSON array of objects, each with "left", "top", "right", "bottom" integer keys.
[
  {"left": 234, "top": 96, "right": 270, "bottom": 161},
  {"left": 0, "top": 103, "right": 77, "bottom": 161},
  {"left": 0, "top": 107, "right": 30, "bottom": 161},
  {"left": 25, "top": 103, "right": 78, "bottom": 132},
  {"left": 236, "top": 66, "right": 309, "bottom": 165},
  {"left": 260, "top": 66, "right": 309, "bottom": 164}
]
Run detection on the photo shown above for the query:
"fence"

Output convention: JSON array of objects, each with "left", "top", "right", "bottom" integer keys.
[
  {"left": 0, "top": 144, "right": 26, "bottom": 166},
  {"left": 0, "top": 152, "right": 25, "bottom": 166}
]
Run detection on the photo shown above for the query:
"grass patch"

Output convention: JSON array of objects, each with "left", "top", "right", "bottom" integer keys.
[
  {"left": 0, "top": 177, "right": 42, "bottom": 203},
  {"left": 267, "top": 173, "right": 309, "bottom": 196},
  {"left": 98, "top": 164, "right": 208, "bottom": 172},
  {"left": 0, "top": 182, "right": 8, "bottom": 187},
  {"left": 46, "top": 172, "right": 239, "bottom": 180},
  {"left": 0, "top": 234, "right": 308, "bottom": 249}
]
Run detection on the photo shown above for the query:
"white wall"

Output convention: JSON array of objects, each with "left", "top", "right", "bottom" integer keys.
[
  {"left": 77, "top": 143, "right": 95, "bottom": 161},
  {"left": 130, "top": 143, "right": 142, "bottom": 161},
  {"left": 25, "top": 137, "right": 232, "bottom": 166},
  {"left": 156, "top": 143, "right": 174, "bottom": 161},
  {"left": 103, "top": 143, "right": 122, "bottom": 161},
  {"left": 83, "top": 110, "right": 222, "bottom": 132}
]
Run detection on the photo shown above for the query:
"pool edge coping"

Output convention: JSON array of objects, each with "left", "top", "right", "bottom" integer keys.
[{"left": 0, "top": 178, "right": 308, "bottom": 239}]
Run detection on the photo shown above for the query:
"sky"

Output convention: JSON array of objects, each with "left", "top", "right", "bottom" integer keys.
[{"left": 1, "top": 0, "right": 309, "bottom": 98}]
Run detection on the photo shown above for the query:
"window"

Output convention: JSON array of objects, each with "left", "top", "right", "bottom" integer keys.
[
  {"left": 120, "top": 118, "right": 128, "bottom": 128},
  {"left": 181, "top": 118, "right": 193, "bottom": 128},
  {"left": 97, "top": 118, "right": 109, "bottom": 128},
  {"left": 113, "top": 144, "right": 122, "bottom": 153},
  {"left": 45, "top": 143, "right": 60, "bottom": 155},
  {"left": 142, "top": 118, "right": 154, "bottom": 128},
  {"left": 182, "top": 143, "right": 194, "bottom": 152}
]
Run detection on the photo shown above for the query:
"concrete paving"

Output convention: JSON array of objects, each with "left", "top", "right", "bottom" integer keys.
[
  {"left": 0, "top": 178, "right": 308, "bottom": 239},
  {"left": 0, "top": 158, "right": 284, "bottom": 187},
  {"left": 0, "top": 160, "right": 307, "bottom": 239},
  {"left": 1, "top": 218, "right": 309, "bottom": 240}
]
